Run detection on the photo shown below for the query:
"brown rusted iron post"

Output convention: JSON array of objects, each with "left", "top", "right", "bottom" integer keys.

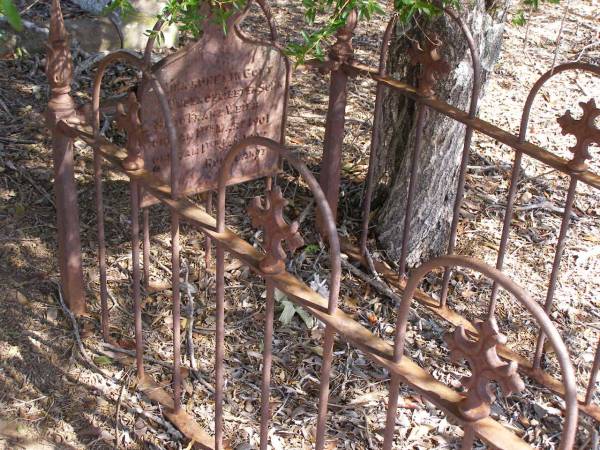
[
  {"left": 46, "top": 0, "right": 86, "bottom": 315},
  {"left": 317, "top": 10, "right": 357, "bottom": 233}
]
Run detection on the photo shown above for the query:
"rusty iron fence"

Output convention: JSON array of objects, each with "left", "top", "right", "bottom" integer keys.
[{"left": 44, "top": 0, "right": 600, "bottom": 448}]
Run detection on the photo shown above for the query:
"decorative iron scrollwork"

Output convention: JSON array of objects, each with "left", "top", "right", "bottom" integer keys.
[
  {"left": 248, "top": 186, "right": 304, "bottom": 275},
  {"left": 408, "top": 35, "right": 450, "bottom": 98},
  {"left": 445, "top": 318, "right": 525, "bottom": 421},
  {"left": 557, "top": 99, "right": 599, "bottom": 172}
]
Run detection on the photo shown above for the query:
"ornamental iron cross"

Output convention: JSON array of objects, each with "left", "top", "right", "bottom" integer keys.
[
  {"left": 408, "top": 35, "right": 450, "bottom": 98},
  {"left": 115, "top": 92, "right": 144, "bottom": 171},
  {"left": 445, "top": 318, "right": 525, "bottom": 421},
  {"left": 247, "top": 187, "right": 304, "bottom": 275},
  {"left": 557, "top": 99, "right": 600, "bottom": 172}
]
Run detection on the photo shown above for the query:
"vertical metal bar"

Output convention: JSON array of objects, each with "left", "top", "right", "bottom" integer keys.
[
  {"left": 143, "top": 207, "right": 150, "bottom": 290},
  {"left": 585, "top": 336, "right": 600, "bottom": 404},
  {"left": 398, "top": 103, "right": 426, "bottom": 277},
  {"left": 461, "top": 425, "right": 475, "bottom": 450},
  {"left": 215, "top": 240, "right": 225, "bottom": 450},
  {"left": 318, "top": 68, "right": 349, "bottom": 230},
  {"left": 317, "top": 11, "right": 357, "bottom": 232},
  {"left": 46, "top": 0, "right": 86, "bottom": 316},
  {"left": 93, "top": 150, "right": 110, "bottom": 342},
  {"left": 131, "top": 180, "right": 144, "bottom": 378},
  {"left": 360, "top": 16, "right": 396, "bottom": 255},
  {"left": 171, "top": 212, "right": 182, "bottom": 412},
  {"left": 315, "top": 327, "right": 336, "bottom": 450},
  {"left": 205, "top": 192, "right": 213, "bottom": 268},
  {"left": 488, "top": 151, "right": 523, "bottom": 316},
  {"left": 533, "top": 178, "right": 578, "bottom": 369},
  {"left": 439, "top": 9, "right": 482, "bottom": 307},
  {"left": 383, "top": 375, "right": 401, "bottom": 449},
  {"left": 259, "top": 279, "right": 275, "bottom": 450},
  {"left": 383, "top": 318, "right": 405, "bottom": 450}
]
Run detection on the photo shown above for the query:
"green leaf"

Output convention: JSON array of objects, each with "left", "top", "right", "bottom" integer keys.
[
  {"left": 93, "top": 355, "right": 114, "bottom": 366},
  {"left": 1, "top": 0, "right": 23, "bottom": 32},
  {"left": 305, "top": 243, "right": 321, "bottom": 255},
  {"left": 512, "top": 10, "right": 526, "bottom": 25}
]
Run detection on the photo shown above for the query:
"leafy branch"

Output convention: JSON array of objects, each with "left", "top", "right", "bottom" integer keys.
[
  {"left": 104, "top": 0, "right": 460, "bottom": 62},
  {"left": 0, "top": 0, "right": 23, "bottom": 32}
]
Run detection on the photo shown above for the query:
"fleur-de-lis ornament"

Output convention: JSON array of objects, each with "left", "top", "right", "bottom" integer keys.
[
  {"left": 115, "top": 92, "right": 144, "bottom": 171},
  {"left": 557, "top": 99, "right": 600, "bottom": 172},
  {"left": 445, "top": 318, "right": 525, "bottom": 421},
  {"left": 408, "top": 35, "right": 450, "bottom": 98},
  {"left": 247, "top": 186, "right": 304, "bottom": 275}
]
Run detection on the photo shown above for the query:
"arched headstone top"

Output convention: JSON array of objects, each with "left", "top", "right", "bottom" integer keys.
[{"left": 139, "top": 4, "right": 289, "bottom": 205}]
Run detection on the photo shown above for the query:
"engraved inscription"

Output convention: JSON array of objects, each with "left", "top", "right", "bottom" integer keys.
[{"left": 139, "top": 23, "right": 287, "bottom": 205}]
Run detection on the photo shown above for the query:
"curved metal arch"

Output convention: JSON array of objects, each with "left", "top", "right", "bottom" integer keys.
[
  {"left": 91, "top": 49, "right": 181, "bottom": 197},
  {"left": 519, "top": 62, "right": 600, "bottom": 143},
  {"left": 389, "top": 254, "right": 578, "bottom": 450},
  {"left": 442, "top": 7, "right": 482, "bottom": 118},
  {"left": 216, "top": 136, "right": 341, "bottom": 306}
]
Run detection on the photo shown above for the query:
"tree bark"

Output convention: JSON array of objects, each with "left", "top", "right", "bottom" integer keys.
[{"left": 374, "top": 0, "right": 507, "bottom": 268}]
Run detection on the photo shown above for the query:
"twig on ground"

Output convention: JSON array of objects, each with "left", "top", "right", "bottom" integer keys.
[
  {"left": 97, "top": 343, "right": 215, "bottom": 394},
  {"left": 3, "top": 158, "right": 55, "bottom": 208},
  {"left": 341, "top": 259, "right": 414, "bottom": 315},
  {"left": 114, "top": 369, "right": 134, "bottom": 449},
  {"left": 53, "top": 280, "right": 106, "bottom": 376}
]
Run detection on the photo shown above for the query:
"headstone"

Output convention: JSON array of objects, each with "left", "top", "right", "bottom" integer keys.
[{"left": 138, "top": 11, "right": 288, "bottom": 205}]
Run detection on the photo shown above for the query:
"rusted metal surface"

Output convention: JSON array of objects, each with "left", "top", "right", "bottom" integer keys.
[
  {"left": 48, "top": 0, "right": 600, "bottom": 446},
  {"left": 216, "top": 137, "right": 342, "bottom": 449},
  {"left": 345, "top": 60, "right": 600, "bottom": 189},
  {"left": 397, "top": 34, "right": 450, "bottom": 277},
  {"left": 438, "top": 8, "right": 482, "bottom": 307},
  {"left": 557, "top": 99, "right": 600, "bottom": 171},
  {"left": 138, "top": 7, "right": 289, "bottom": 206},
  {"left": 407, "top": 34, "right": 450, "bottom": 98},
  {"left": 341, "top": 237, "right": 600, "bottom": 421},
  {"left": 388, "top": 256, "right": 578, "bottom": 450},
  {"left": 71, "top": 125, "right": 547, "bottom": 448},
  {"left": 45, "top": 0, "right": 86, "bottom": 315},
  {"left": 445, "top": 318, "right": 525, "bottom": 421},
  {"left": 317, "top": 10, "right": 357, "bottom": 231},
  {"left": 247, "top": 186, "right": 304, "bottom": 274}
]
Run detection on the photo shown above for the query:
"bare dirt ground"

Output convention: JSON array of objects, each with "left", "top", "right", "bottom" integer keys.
[{"left": 0, "top": 0, "right": 599, "bottom": 449}]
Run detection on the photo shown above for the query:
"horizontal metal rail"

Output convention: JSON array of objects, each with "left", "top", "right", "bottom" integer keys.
[
  {"left": 344, "top": 61, "right": 600, "bottom": 190},
  {"left": 61, "top": 119, "right": 537, "bottom": 448}
]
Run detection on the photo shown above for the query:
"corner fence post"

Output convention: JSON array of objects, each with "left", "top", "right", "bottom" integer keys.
[
  {"left": 46, "top": 0, "right": 86, "bottom": 315},
  {"left": 317, "top": 10, "right": 357, "bottom": 233}
]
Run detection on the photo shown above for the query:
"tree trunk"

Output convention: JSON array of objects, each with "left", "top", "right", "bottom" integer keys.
[{"left": 374, "top": 0, "right": 507, "bottom": 268}]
